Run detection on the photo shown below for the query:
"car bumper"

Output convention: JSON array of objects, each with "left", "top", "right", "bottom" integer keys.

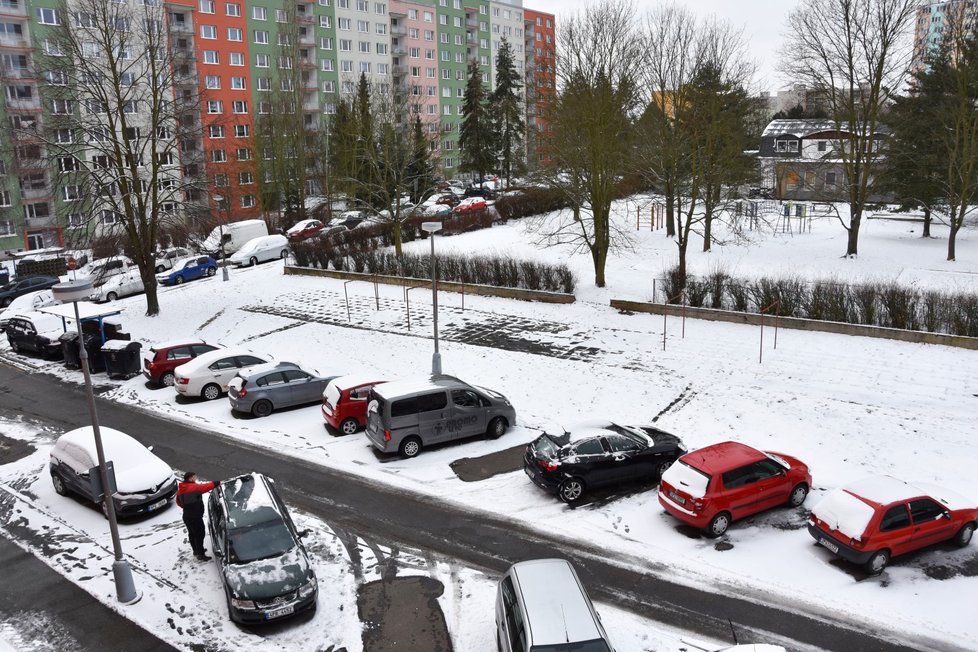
[
  {"left": 807, "top": 523, "right": 874, "bottom": 565},
  {"left": 364, "top": 426, "right": 393, "bottom": 453},
  {"left": 175, "top": 384, "right": 189, "bottom": 395},
  {"left": 658, "top": 491, "right": 711, "bottom": 529},
  {"left": 523, "top": 462, "right": 559, "bottom": 494},
  {"left": 228, "top": 396, "right": 251, "bottom": 413},
  {"left": 322, "top": 405, "right": 339, "bottom": 428},
  {"left": 114, "top": 483, "right": 178, "bottom": 517},
  {"left": 229, "top": 589, "right": 317, "bottom": 625}
]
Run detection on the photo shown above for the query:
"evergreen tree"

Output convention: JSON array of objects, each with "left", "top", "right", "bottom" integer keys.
[
  {"left": 491, "top": 38, "right": 525, "bottom": 188},
  {"left": 459, "top": 60, "right": 495, "bottom": 180},
  {"left": 407, "top": 117, "right": 436, "bottom": 204}
]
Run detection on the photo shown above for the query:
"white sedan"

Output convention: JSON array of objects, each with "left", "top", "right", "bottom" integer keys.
[{"left": 174, "top": 347, "right": 273, "bottom": 400}]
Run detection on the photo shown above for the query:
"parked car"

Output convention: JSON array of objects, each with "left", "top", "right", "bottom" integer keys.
[
  {"left": 143, "top": 340, "right": 221, "bottom": 387},
  {"left": 174, "top": 347, "right": 272, "bottom": 400},
  {"left": 83, "top": 257, "right": 134, "bottom": 285},
  {"left": 496, "top": 559, "right": 613, "bottom": 652},
  {"left": 464, "top": 186, "right": 496, "bottom": 200},
  {"left": 321, "top": 374, "right": 388, "bottom": 435},
  {"left": 156, "top": 256, "right": 218, "bottom": 286},
  {"left": 0, "top": 275, "right": 59, "bottom": 307},
  {"left": 454, "top": 197, "right": 487, "bottom": 214},
  {"left": 435, "top": 194, "right": 461, "bottom": 207},
  {"left": 0, "top": 289, "right": 56, "bottom": 329},
  {"left": 207, "top": 473, "right": 318, "bottom": 624},
  {"left": 808, "top": 476, "right": 978, "bottom": 575},
  {"left": 5, "top": 311, "right": 64, "bottom": 358},
  {"left": 524, "top": 421, "right": 687, "bottom": 504},
  {"left": 90, "top": 269, "right": 144, "bottom": 302},
  {"left": 286, "top": 219, "right": 325, "bottom": 242},
  {"left": 658, "top": 441, "right": 811, "bottom": 538},
  {"left": 199, "top": 219, "right": 269, "bottom": 257},
  {"left": 228, "top": 361, "right": 342, "bottom": 417},
  {"left": 422, "top": 203, "right": 452, "bottom": 217},
  {"left": 229, "top": 235, "right": 290, "bottom": 267},
  {"left": 49, "top": 426, "right": 177, "bottom": 518},
  {"left": 364, "top": 374, "right": 516, "bottom": 458},
  {"left": 153, "top": 247, "right": 192, "bottom": 273}
]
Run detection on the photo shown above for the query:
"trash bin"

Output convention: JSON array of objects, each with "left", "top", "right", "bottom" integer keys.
[
  {"left": 102, "top": 340, "right": 142, "bottom": 379},
  {"left": 84, "top": 334, "right": 106, "bottom": 374},
  {"left": 59, "top": 331, "right": 81, "bottom": 370}
]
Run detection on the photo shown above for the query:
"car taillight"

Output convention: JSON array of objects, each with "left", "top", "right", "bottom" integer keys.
[
  {"left": 384, "top": 429, "right": 391, "bottom": 442},
  {"left": 237, "top": 387, "right": 247, "bottom": 397},
  {"left": 177, "top": 377, "right": 189, "bottom": 384},
  {"left": 850, "top": 537, "right": 865, "bottom": 549},
  {"left": 692, "top": 499, "right": 704, "bottom": 511},
  {"left": 535, "top": 459, "right": 559, "bottom": 473}
]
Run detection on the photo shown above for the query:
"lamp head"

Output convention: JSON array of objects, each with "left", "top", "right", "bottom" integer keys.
[
  {"left": 52, "top": 279, "right": 94, "bottom": 303},
  {"left": 421, "top": 221, "right": 443, "bottom": 234}
]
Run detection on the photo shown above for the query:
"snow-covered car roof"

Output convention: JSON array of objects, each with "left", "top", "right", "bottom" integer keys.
[
  {"left": 7, "top": 310, "right": 65, "bottom": 338},
  {"left": 54, "top": 426, "right": 173, "bottom": 493},
  {"left": 147, "top": 339, "right": 213, "bottom": 352},
  {"left": 326, "top": 373, "right": 387, "bottom": 391},
  {"left": 173, "top": 347, "right": 262, "bottom": 373}
]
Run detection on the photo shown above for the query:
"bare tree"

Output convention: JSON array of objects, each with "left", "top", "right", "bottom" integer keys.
[
  {"left": 781, "top": 0, "right": 917, "bottom": 257},
  {"left": 533, "top": 0, "right": 644, "bottom": 288}
]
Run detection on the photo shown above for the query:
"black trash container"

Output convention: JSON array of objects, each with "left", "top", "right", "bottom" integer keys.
[
  {"left": 102, "top": 340, "right": 142, "bottom": 379},
  {"left": 59, "top": 331, "right": 81, "bottom": 370},
  {"left": 84, "top": 334, "right": 106, "bottom": 374}
]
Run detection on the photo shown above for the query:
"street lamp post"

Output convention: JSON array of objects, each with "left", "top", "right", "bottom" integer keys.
[
  {"left": 51, "top": 279, "right": 139, "bottom": 605},
  {"left": 421, "top": 221, "right": 443, "bottom": 375},
  {"left": 212, "top": 195, "right": 230, "bottom": 282}
]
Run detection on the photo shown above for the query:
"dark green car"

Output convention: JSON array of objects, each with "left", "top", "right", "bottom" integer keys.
[{"left": 208, "top": 473, "right": 318, "bottom": 624}]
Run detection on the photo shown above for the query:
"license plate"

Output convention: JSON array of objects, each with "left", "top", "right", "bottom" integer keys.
[
  {"left": 819, "top": 537, "right": 839, "bottom": 554},
  {"left": 265, "top": 605, "right": 294, "bottom": 619},
  {"left": 524, "top": 466, "right": 533, "bottom": 478},
  {"left": 148, "top": 499, "right": 166, "bottom": 511},
  {"left": 669, "top": 491, "right": 686, "bottom": 505}
]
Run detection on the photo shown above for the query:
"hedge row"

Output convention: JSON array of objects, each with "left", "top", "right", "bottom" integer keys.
[
  {"left": 660, "top": 267, "right": 978, "bottom": 337},
  {"left": 293, "top": 247, "right": 575, "bottom": 294}
]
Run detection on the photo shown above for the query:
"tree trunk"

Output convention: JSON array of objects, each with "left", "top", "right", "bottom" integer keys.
[
  {"left": 394, "top": 221, "right": 403, "bottom": 257},
  {"left": 948, "top": 222, "right": 959, "bottom": 261},
  {"left": 703, "top": 211, "right": 713, "bottom": 252},
  {"left": 922, "top": 206, "right": 931, "bottom": 238},
  {"left": 665, "top": 187, "right": 676, "bottom": 237},
  {"left": 674, "top": 239, "right": 688, "bottom": 303},
  {"left": 140, "top": 272, "right": 160, "bottom": 317},
  {"left": 845, "top": 213, "right": 861, "bottom": 256},
  {"left": 591, "top": 244, "right": 606, "bottom": 287}
]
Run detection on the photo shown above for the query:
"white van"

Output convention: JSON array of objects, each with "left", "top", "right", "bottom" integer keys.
[
  {"left": 200, "top": 219, "right": 268, "bottom": 257},
  {"left": 229, "top": 234, "right": 290, "bottom": 267}
]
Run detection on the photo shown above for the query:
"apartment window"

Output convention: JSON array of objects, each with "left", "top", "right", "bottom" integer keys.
[
  {"left": 321, "top": 59, "right": 334, "bottom": 71},
  {"left": 359, "top": 61, "right": 370, "bottom": 72},
  {"left": 338, "top": 17, "right": 351, "bottom": 30},
  {"left": 125, "top": 127, "right": 140, "bottom": 140},
  {"left": 279, "top": 55, "right": 292, "bottom": 68},
  {"left": 239, "top": 171, "right": 253, "bottom": 184},
  {"left": 37, "top": 7, "right": 59, "bottom": 24},
  {"left": 277, "top": 33, "right": 290, "bottom": 46},
  {"left": 201, "top": 24, "right": 217, "bottom": 38},
  {"left": 205, "top": 75, "right": 220, "bottom": 89},
  {"left": 341, "top": 60, "right": 353, "bottom": 72},
  {"left": 207, "top": 100, "right": 223, "bottom": 113},
  {"left": 20, "top": 173, "right": 46, "bottom": 190},
  {"left": 54, "top": 128, "right": 74, "bottom": 143},
  {"left": 234, "top": 124, "right": 249, "bottom": 137},
  {"left": 85, "top": 99, "right": 107, "bottom": 113},
  {"left": 1, "top": 23, "right": 24, "bottom": 37},
  {"left": 376, "top": 42, "right": 387, "bottom": 55},
  {"left": 256, "top": 77, "right": 270, "bottom": 90},
  {"left": 439, "top": 15, "right": 446, "bottom": 25},
  {"left": 339, "top": 39, "right": 351, "bottom": 51},
  {"left": 319, "top": 15, "right": 331, "bottom": 28},
  {"left": 357, "top": 20, "right": 368, "bottom": 32},
  {"left": 374, "top": 2, "right": 385, "bottom": 13},
  {"left": 357, "top": 0, "right": 367, "bottom": 10},
  {"left": 231, "top": 76, "right": 245, "bottom": 89},
  {"left": 255, "top": 53, "right": 269, "bottom": 67},
  {"left": 258, "top": 101, "right": 271, "bottom": 113},
  {"left": 280, "top": 79, "right": 293, "bottom": 91},
  {"left": 322, "top": 80, "right": 335, "bottom": 93},
  {"left": 377, "top": 63, "right": 388, "bottom": 74},
  {"left": 227, "top": 27, "right": 242, "bottom": 41},
  {"left": 252, "top": 6, "right": 266, "bottom": 19},
  {"left": 376, "top": 23, "right": 386, "bottom": 35},
  {"left": 212, "top": 149, "right": 227, "bottom": 162},
  {"left": 209, "top": 125, "right": 225, "bottom": 138},
  {"left": 156, "top": 152, "right": 175, "bottom": 165},
  {"left": 341, "top": 80, "right": 354, "bottom": 93},
  {"left": 232, "top": 100, "right": 247, "bottom": 113},
  {"left": 358, "top": 41, "right": 370, "bottom": 53},
  {"left": 441, "top": 69, "right": 449, "bottom": 79},
  {"left": 58, "top": 156, "right": 80, "bottom": 172},
  {"left": 440, "top": 51, "right": 448, "bottom": 61},
  {"left": 203, "top": 50, "right": 219, "bottom": 64},
  {"left": 199, "top": 0, "right": 214, "bottom": 12},
  {"left": 225, "top": 3, "right": 239, "bottom": 16},
  {"left": 99, "top": 210, "right": 118, "bottom": 225},
  {"left": 825, "top": 171, "right": 837, "bottom": 187},
  {"left": 818, "top": 141, "right": 827, "bottom": 152},
  {"left": 236, "top": 147, "right": 251, "bottom": 160},
  {"left": 241, "top": 195, "right": 255, "bottom": 208},
  {"left": 254, "top": 30, "right": 268, "bottom": 44},
  {"left": 229, "top": 52, "right": 244, "bottom": 66}
]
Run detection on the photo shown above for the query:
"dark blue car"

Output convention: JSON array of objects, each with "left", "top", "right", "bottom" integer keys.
[{"left": 155, "top": 255, "right": 217, "bottom": 286}]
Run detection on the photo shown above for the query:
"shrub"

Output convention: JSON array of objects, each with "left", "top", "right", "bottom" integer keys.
[
  {"left": 773, "top": 277, "right": 806, "bottom": 317},
  {"left": 707, "top": 266, "right": 729, "bottom": 309},
  {"left": 727, "top": 282, "right": 751, "bottom": 312},
  {"left": 494, "top": 187, "right": 570, "bottom": 221},
  {"left": 948, "top": 293, "right": 978, "bottom": 337},
  {"left": 879, "top": 282, "right": 918, "bottom": 330},
  {"left": 660, "top": 265, "right": 685, "bottom": 304},
  {"left": 851, "top": 283, "right": 879, "bottom": 326},
  {"left": 749, "top": 278, "right": 780, "bottom": 313},
  {"left": 920, "top": 290, "right": 949, "bottom": 333},
  {"left": 685, "top": 279, "right": 710, "bottom": 308}
]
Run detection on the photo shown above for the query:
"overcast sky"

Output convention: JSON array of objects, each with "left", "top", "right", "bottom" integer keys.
[{"left": 525, "top": 0, "right": 797, "bottom": 91}]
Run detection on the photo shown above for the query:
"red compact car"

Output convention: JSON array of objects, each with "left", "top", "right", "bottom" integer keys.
[
  {"left": 453, "top": 197, "right": 487, "bottom": 214},
  {"left": 321, "top": 374, "right": 387, "bottom": 435},
  {"left": 142, "top": 340, "right": 220, "bottom": 387},
  {"left": 286, "top": 219, "right": 325, "bottom": 242},
  {"left": 658, "top": 441, "right": 811, "bottom": 537},
  {"left": 808, "top": 476, "right": 977, "bottom": 575}
]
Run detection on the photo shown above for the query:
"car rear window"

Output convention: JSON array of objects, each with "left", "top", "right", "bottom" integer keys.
[
  {"left": 811, "top": 488, "right": 876, "bottom": 539},
  {"left": 662, "top": 460, "right": 711, "bottom": 498},
  {"left": 532, "top": 434, "right": 560, "bottom": 459}
]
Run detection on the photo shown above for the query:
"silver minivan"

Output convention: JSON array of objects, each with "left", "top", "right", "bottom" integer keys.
[
  {"left": 365, "top": 374, "right": 516, "bottom": 458},
  {"left": 496, "top": 559, "right": 614, "bottom": 652}
]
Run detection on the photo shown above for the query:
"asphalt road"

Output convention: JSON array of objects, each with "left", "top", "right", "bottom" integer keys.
[{"left": 0, "top": 363, "right": 945, "bottom": 652}]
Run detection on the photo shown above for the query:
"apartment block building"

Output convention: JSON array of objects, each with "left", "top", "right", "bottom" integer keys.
[
  {"left": 0, "top": 0, "right": 554, "bottom": 252},
  {"left": 913, "top": 0, "right": 977, "bottom": 70}
]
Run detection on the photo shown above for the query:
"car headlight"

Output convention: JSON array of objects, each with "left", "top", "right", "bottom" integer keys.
[
  {"left": 298, "top": 576, "right": 318, "bottom": 598},
  {"left": 230, "top": 597, "right": 256, "bottom": 610}
]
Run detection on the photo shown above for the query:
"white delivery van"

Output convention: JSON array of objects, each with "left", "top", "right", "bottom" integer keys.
[{"left": 200, "top": 219, "right": 268, "bottom": 257}]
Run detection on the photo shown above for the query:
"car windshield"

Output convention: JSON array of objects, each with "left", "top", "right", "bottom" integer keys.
[
  {"left": 532, "top": 641, "right": 612, "bottom": 652},
  {"left": 228, "top": 520, "right": 295, "bottom": 564}
]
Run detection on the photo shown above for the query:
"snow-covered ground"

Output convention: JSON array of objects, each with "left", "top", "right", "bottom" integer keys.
[{"left": 2, "top": 200, "right": 977, "bottom": 651}]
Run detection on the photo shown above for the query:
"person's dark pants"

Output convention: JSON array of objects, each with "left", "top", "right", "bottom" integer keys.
[{"left": 183, "top": 513, "right": 206, "bottom": 555}]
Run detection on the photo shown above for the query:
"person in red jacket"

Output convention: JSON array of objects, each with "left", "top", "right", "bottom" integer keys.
[{"left": 176, "top": 472, "right": 218, "bottom": 561}]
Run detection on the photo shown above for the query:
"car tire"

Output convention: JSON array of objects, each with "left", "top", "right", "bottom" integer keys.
[
  {"left": 106, "top": 291, "right": 118, "bottom": 302},
  {"left": 175, "top": 275, "right": 185, "bottom": 285},
  {"left": 160, "top": 372, "right": 176, "bottom": 387},
  {"left": 10, "top": 340, "right": 19, "bottom": 353},
  {"left": 706, "top": 512, "right": 731, "bottom": 538},
  {"left": 954, "top": 522, "right": 975, "bottom": 547},
  {"left": 865, "top": 549, "right": 890, "bottom": 575},
  {"left": 1, "top": 298, "right": 11, "bottom": 307},
  {"left": 399, "top": 436, "right": 422, "bottom": 459},
  {"left": 202, "top": 383, "right": 221, "bottom": 401},
  {"left": 206, "top": 267, "right": 216, "bottom": 277},
  {"left": 788, "top": 483, "right": 809, "bottom": 507},
  {"left": 51, "top": 473, "right": 68, "bottom": 496},
  {"left": 486, "top": 417, "right": 506, "bottom": 440},
  {"left": 155, "top": 265, "right": 165, "bottom": 273},
  {"left": 251, "top": 399, "right": 273, "bottom": 418},
  {"left": 250, "top": 257, "right": 258, "bottom": 267},
  {"left": 654, "top": 460, "right": 674, "bottom": 480},
  {"left": 558, "top": 477, "right": 585, "bottom": 504},
  {"left": 340, "top": 418, "right": 360, "bottom": 435}
]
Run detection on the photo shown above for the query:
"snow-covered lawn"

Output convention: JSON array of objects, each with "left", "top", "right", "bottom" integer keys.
[{"left": 2, "top": 200, "right": 978, "bottom": 650}]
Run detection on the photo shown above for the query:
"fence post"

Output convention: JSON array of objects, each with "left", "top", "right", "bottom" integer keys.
[
  {"left": 374, "top": 276, "right": 380, "bottom": 311},
  {"left": 343, "top": 280, "right": 353, "bottom": 323}
]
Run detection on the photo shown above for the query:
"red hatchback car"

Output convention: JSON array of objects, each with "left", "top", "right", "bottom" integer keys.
[
  {"left": 808, "top": 476, "right": 977, "bottom": 575},
  {"left": 658, "top": 441, "right": 811, "bottom": 537},
  {"left": 142, "top": 340, "right": 220, "bottom": 387},
  {"left": 321, "top": 374, "right": 387, "bottom": 435}
]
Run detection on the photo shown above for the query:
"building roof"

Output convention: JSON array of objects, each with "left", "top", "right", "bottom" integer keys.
[{"left": 762, "top": 119, "right": 890, "bottom": 139}]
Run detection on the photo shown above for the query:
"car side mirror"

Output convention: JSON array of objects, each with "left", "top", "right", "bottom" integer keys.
[
  {"left": 147, "top": 445, "right": 154, "bottom": 452},
  {"left": 943, "top": 510, "right": 952, "bottom": 520},
  {"left": 298, "top": 529, "right": 311, "bottom": 539}
]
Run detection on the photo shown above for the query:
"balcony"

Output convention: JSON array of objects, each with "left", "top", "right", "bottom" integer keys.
[
  {"left": 391, "top": 25, "right": 406, "bottom": 37},
  {"left": 20, "top": 187, "right": 51, "bottom": 200},
  {"left": 392, "top": 64, "right": 407, "bottom": 76},
  {"left": 6, "top": 97, "right": 40, "bottom": 111},
  {"left": 0, "top": 36, "right": 30, "bottom": 50},
  {"left": 0, "top": 67, "right": 33, "bottom": 80}
]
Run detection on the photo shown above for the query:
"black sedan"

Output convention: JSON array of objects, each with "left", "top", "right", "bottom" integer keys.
[
  {"left": 0, "top": 275, "right": 59, "bottom": 307},
  {"left": 524, "top": 422, "right": 686, "bottom": 504}
]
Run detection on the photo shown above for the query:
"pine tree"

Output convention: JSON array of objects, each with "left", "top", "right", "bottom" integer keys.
[
  {"left": 459, "top": 59, "right": 495, "bottom": 181},
  {"left": 407, "top": 117, "right": 436, "bottom": 204},
  {"left": 491, "top": 38, "right": 526, "bottom": 188}
]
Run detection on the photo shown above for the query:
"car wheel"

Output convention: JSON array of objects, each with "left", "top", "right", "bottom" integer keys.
[
  {"left": 654, "top": 460, "right": 674, "bottom": 480},
  {"left": 202, "top": 383, "right": 221, "bottom": 401},
  {"left": 160, "top": 372, "right": 176, "bottom": 387},
  {"left": 954, "top": 522, "right": 975, "bottom": 547},
  {"left": 250, "top": 257, "right": 258, "bottom": 267},
  {"left": 706, "top": 512, "right": 731, "bottom": 538},
  {"left": 206, "top": 267, "right": 216, "bottom": 277},
  {"left": 340, "top": 418, "right": 360, "bottom": 435},
  {"left": 486, "top": 417, "right": 506, "bottom": 440},
  {"left": 106, "top": 292, "right": 118, "bottom": 302},
  {"left": 175, "top": 275, "right": 185, "bottom": 285},
  {"left": 155, "top": 265, "right": 165, "bottom": 273},
  {"left": 251, "top": 399, "right": 273, "bottom": 418},
  {"left": 865, "top": 549, "right": 890, "bottom": 575},
  {"left": 558, "top": 477, "right": 585, "bottom": 504},
  {"left": 399, "top": 436, "right": 422, "bottom": 459},
  {"left": 10, "top": 340, "right": 19, "bottom": 353},
  {"left": 788, "top": 483, "right": 809, "bottom": 507},
  {"left": 51, "top": 473, "right": 68, "bottom": 496}
]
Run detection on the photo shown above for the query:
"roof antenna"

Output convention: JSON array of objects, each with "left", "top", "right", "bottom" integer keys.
[
  {"left": 727, "top": 618, "right": 739, "bottom": 644},
  {"left": 561, "top": 604, "right": 570, "bottom": 642}
]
